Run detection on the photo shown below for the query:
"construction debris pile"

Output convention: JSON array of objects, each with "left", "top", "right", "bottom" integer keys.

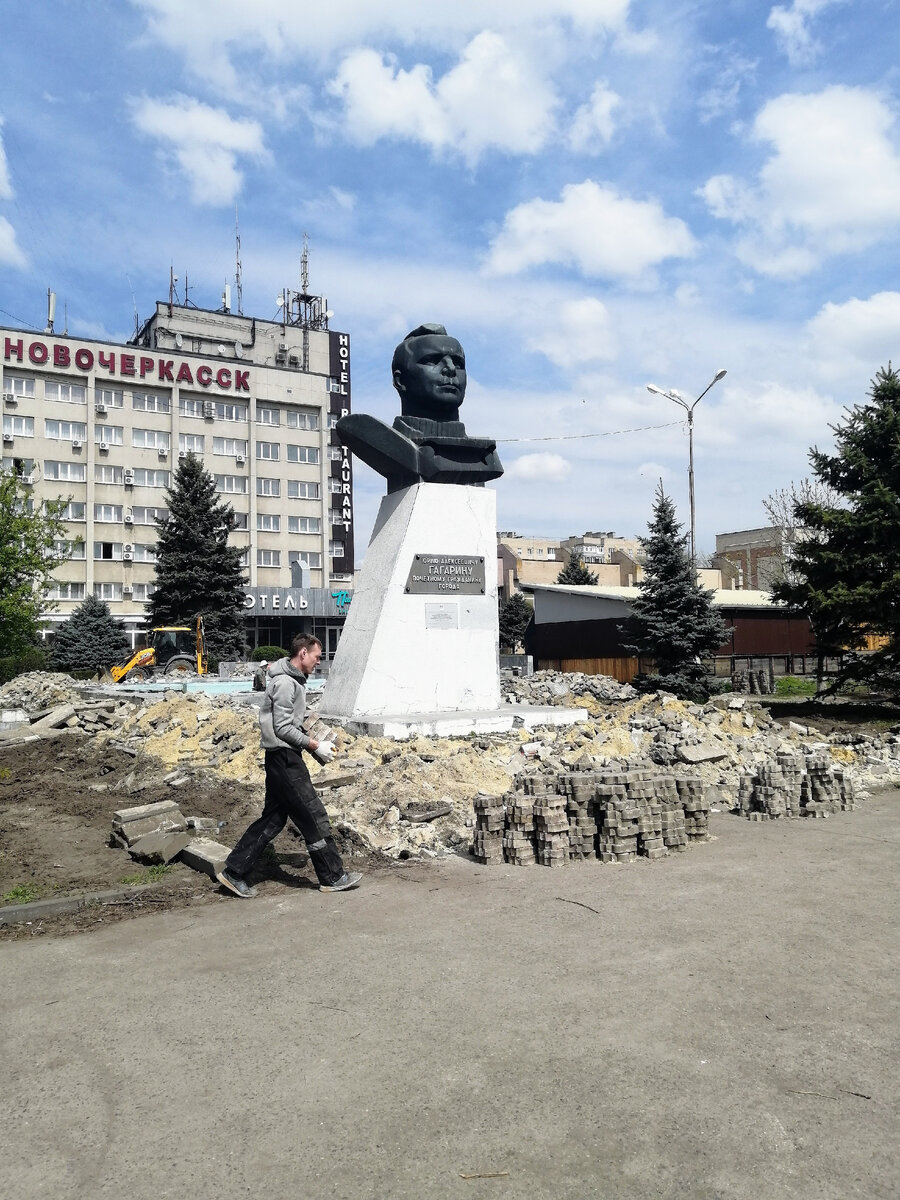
[
  {"left": 502, "top": 670, "right": 637, "bottom": 707},
  {"left": 473, "top": 762, "right": 710, "bottom": 867},
  {"left": 737, "top": 750, "right": 857, "bottom": 820}
]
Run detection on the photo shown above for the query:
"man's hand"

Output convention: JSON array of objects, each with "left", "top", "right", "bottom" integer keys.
[{"left": 316, "top": 740, "right": 336, "bottom": 762}]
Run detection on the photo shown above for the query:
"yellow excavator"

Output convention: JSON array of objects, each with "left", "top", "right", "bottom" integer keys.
[{"left": 105, "top": 616, "right": 207, "bottom": 683}]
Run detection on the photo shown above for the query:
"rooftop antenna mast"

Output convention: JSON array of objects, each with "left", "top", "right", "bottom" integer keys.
[
  {"left": 168, "top": 264, "right": 176, "bottom": 316},
  {"left": 126, "top": 274, "right": 139, "bottom": 339},
  {"left": 235, "top": 206, "right": 243, "bottom": 316},
  {"left": 300, "top": 234, "right": 310, "bottom": 371},
  {"left": 45, "top": 288, "right": 56, "bottom": 335}
]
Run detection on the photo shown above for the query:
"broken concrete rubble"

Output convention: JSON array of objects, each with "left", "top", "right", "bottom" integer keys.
[{"left": 111, "top": 800, "right": 187, "bottom": 847}]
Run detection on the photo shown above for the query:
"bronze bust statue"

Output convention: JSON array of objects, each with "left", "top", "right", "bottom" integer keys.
[{"left": 336, "top": 324, "right": 504, "bottom": 493}]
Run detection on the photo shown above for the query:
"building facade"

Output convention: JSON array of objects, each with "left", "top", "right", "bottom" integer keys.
[
  {"left": 1, "top": 296, "right": 355, "bottom": 655},
  {"left": 714, "top": 526, "right": 788, "bottom": 591}
]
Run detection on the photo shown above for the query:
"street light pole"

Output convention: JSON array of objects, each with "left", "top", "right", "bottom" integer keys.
[{"left": 647, "top": 369, "right": 727, "bottom": 562}]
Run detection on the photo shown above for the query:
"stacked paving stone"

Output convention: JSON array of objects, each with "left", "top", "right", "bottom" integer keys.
[
  {"left": 532, "top": 785, "right": 571, "bottom": 866},
  {"left": 802, "top": 753, "right": 857, "bottom": 816},
  {"left": 739, "top": 752, "right": 804, "bottom": 820},
  {"left": 502, "top": 790, "right": 536, "bottom": 865},
  {"left": 472, "top": 792, "right": 505, "bottom": 863},
  {"left": 559, "top": 772, "right": 599, "bottom": 860},
  {"left": 676, "top": 777, "right": 710, "bottom": 840}
]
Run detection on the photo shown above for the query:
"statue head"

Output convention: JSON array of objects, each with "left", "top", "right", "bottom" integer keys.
[{"left": 392, "top": 323, "right": 466, "bottom": 420}]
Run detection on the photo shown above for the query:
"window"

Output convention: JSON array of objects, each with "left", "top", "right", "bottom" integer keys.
[
  {"left": 132, "top": 543, "right": 157, "bottom": 562},
  {"left": 131, "top": 582, "right": 155, "bottom": 601},
  {"left": 54, "top": 538, "right": 85, "bottom": 559},
  {"left": 178, "top": 433, "right": 205, "bottom": 453},
  {"left": 237, "top": 547, "right": 250, "bottom": 567},
  {"left": 94, "top": 464, "right": 124, "bottom": 484},
  {"left": 94, "top": 424, "right": 124, "bottom": 445},
  {"left": 5, "top": 376, "right": 35, "bottom": 397},
  {"left": 93, "top": 541, "right": 123, "bottom": 560},
  {"left": 57, "top": 500, "right": 86, "bottom": 521},
  {"left": 288, "top": 550, "right": 322, "bottom": 569},
  {"left": 132, "top": 391, "right": 170, "bottom": 413},
  {"left": 132, "top": 469, "right": 169, "bottom": 487},
  {"left": 94, "top": 582, "right": 123, "bottom": 600},
  {"left": 288, "top": 480, "right": 320, "bottom": 500},
  {"left": 231, "top": 511, "right": 249, "bottom": 530},
  {"left": 257, "top": 406, "right": 280, "bottom": 426},
  {"left": 328, "top": 445, "right": 342, "bottom": 461},
  {"left": 2, "top": 414, "right": 34, "bottom": 437},
  {"left": 44, "top": 380, "right": 86, "bottom": 403},
  {"left": 329, "top": 541, "right": 345, "bottom": 557},
  {"left": 326, "top": 413, "right": 339, "bottom": 430},
  {"left": 213, "top": 436, "right": 248, "bottom": 456},
  {"left": 286, "top": 444, "right": 319, "bottom": 465},
  {"left": 286, "top": 408, "right": 319, "bottom": 430},
  {"left": 45, "top": 419, "right": 87, "bottom": 441},
  {"left": 132, "top": 428, "right": 170, "bottom": 450},
  {"left": 257, "top": 548, "right": 281, "bottom": 567},
  {"left": 131, "top": 505, "right": 168, "bottom": 525},
  {"left": 215, "top": 474, "right": 248, "bottom": 494},
  {"left": 215, "top": 401, "right": 248, "bottom": 422},
  {"left": 329, "top": 478, "right": 343, "bottom": 494},
  {"left": 96, "top": 387, "right": 124, "bottom": 409},
  {"left": 47, "top": 581, "right": 85, "bottom": 601},
  {"left": 257, "top": 514, "right": 281, "bottom": 532},
  {"left": 256, "top": 476, "right": 281, "bottom": 497},
  {"left": 288, "top": 515, "right": 321, "bottom": 534},
  {"left": 256, "top": 440, "right": 279, "bottom": 461},
  {"left": 94, "top": 504, "right": 123, "bottom": 523},
  {"left": 179, "top": 397, "right": 206, "bottom": 418},
  {"left": 44, "top": 460, "right": 86, "bottom": 481}
]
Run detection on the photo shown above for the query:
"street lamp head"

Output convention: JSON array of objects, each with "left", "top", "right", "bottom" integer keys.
[
  {"left": 646, "top": 384, "right": 667, "bottom": 396},
  {"left": 713, "top": 368, "right": 727, "bottom": 382}
]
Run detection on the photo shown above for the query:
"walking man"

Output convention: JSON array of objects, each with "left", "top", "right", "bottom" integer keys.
[{"left": 216, "top": 634, "right": 362, "bottom": 897}]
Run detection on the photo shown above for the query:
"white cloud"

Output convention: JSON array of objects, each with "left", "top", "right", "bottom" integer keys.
[
  {"left": 0, "top": 120, "right": 13, "bottom": 200},
  {"left": 129, "top": 94, "right": 267, "bottom": 206},
  {"left": 568, "top": 82, "right": 620, "bottom": 152},
  {"left": 805, "top": 292, "right": 900, "bottom": 378},
  {"left": 766, "top": 0, "right": 844, "bottom": 66},
  {"left": 699, "top": 86, "right": 900, "bottom": 277},
  {"left": 529, "top": 297, "right": 616, "bottom": 366},
  {"left": 327, "top": 33, "right": 557, "bottom": 163},
  {"left": 486, "top": 180, "right": 695, "bottom": 280},
  {"left": 697, "top": 51, "right": 757, "bottom": 124},
  {"left": 132, "top": 0, "right": 631, "bottom": 89},
  {"left": 0, "top": 216, "right": 26, "bottom": 268},
  {"left": 505, "top": 452, "right": 572, "bottom": 482}
]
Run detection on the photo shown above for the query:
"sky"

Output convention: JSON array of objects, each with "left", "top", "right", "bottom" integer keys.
[{"left": 1, "top": 0, "right": 899, "bottom": 560}]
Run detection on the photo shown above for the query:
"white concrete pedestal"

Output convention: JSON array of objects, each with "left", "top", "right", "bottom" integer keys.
[{"left": 321, "top": 483, "right": 501, "bottom": 725}]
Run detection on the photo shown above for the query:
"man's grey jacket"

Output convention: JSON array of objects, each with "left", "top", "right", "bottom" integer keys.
[{"left": 258, "top": 657, "right": 312, "bottom": 752}]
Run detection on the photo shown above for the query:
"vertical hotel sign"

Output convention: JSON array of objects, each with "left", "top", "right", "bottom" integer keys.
[{"left": 328, "top": 330, "right": 354, "bottom": 574}]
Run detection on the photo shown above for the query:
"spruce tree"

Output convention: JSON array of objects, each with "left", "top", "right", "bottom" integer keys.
[
  {"left": 51, "top": 594, "right": 130, "bottom": 673},
  {"left": 499, "top": 592, "right": 533, "bottom": 651},
  {"left": 624, "top": 483, "right": 726, "bottom": 700},
  {"left": 773, "top": 364, "right": 900, "bottom": 695},
  {"left": 149, "top": 455, "right": 247, "bottom": 661},
  {"left": 556, "top": 550, "right": 599, "bottom": 585}
]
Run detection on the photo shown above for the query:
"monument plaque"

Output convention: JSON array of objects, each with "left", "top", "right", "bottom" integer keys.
[
  {"left": 405, "top": 554, "right": 486, "bottom": 595},
  {"left": 424, "top": 602, "right": 459, "bottom": 630}
]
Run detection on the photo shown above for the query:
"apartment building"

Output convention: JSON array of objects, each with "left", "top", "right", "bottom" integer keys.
[{"left": 1, "top": 294, "right": 355, "bottom": 652}]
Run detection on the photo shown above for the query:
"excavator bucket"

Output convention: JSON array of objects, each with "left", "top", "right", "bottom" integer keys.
[{"left": 98, "top": 667, "right": 116, "bottom": 684}]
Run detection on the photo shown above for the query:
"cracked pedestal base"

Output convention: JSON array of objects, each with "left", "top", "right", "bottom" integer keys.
[{"left": 327, "top": 704, "right": 589, "bottom": 741}]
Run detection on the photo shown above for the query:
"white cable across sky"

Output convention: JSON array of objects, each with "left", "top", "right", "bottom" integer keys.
[{"left": 497, "top": 419, "right": 684, "bottom": 444}]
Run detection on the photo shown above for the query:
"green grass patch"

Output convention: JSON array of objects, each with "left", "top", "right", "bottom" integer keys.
[
  {"left": 775, "top": 676, "right": 817, "bottom": 697},
  {"left": 2, "top": 882, "right": 41, "bottom": 905},
  {"left": 0, "top": 766, "right": 10, "bottom": 781},
  {"left": 119, "top": 863, "right": 174, "bottom": 886}
]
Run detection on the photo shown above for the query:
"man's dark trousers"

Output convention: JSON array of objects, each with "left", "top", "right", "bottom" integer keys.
[{"left": 224, "top": 747, "right": 344, "bottom": 886}]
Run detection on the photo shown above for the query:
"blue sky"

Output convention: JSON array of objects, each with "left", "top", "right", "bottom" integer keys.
[{"left": 2, "top": 0, "right": 899, "bottom": 558}]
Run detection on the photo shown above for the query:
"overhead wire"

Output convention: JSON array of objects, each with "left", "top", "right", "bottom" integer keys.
[{"left": 496, "top": 418, "right": 684, "bottom": 444}]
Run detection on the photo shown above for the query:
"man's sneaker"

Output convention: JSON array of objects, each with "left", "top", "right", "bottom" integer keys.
[
  {"left": 216, "top": 868, "right": 258, "bottom": 898},
  {"left": 320, "top": 871, "right": 363, "bottom": 893}
]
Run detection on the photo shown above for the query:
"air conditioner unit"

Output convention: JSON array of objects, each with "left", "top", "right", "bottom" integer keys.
[
  {"left": 123, "top": 511, "right": 134, "bottom": 525},
  {"left": 2, "top": 432, "right": 13, "bottom": 443},
  {"left": 157, "top": 446, "right": 168, "bottom": 458},
  {"left": 123, "top": 468, "right": 135, "bottom": 485},
  {"left": 123, "top": 551, "right": 134, "bottom": 562},
  {"left": 275, "top": 352, "right": 286, "bottom": 366},
  {"left": 21, "top": 473, "right": 34, "bottom": 486},
  {"left": 279, "top": 342, "right": 287, "bottom": 352},
  {"left": 288, "top": 355, "right": 300, "bottom": 368},
  {"left": 123, "top": 584, "right": 133, "bottom": 595},
  {"left": 72, "top": 438, "right": 83, "bottom": 449},
  {"left": 235, "top": 453, "right": 246, "bottom": 465},
  {"left": 203, "top": 401, "right": 215, "bottom": 419},
  {"left": 178, "top": 450, "right": 188, "bottom": 459},
  {"left": 99, "top": 441, "right": 109, "bottom": 452},
  {"left": 95, "top": 402, "right": 108, "bottom": 414},
  {"left": 3, "top": 391, "right": 16, "bottom": 403}
]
